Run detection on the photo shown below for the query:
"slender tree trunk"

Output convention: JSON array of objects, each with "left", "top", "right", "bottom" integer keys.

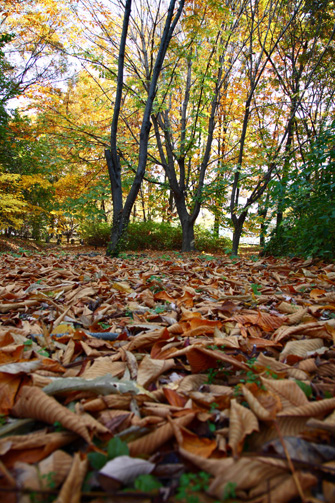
[
  {"left": 213, "top": 212, "right": 220, "bottom": 238},
  {"left": 232, "top": 212, "right": 247, "bottom": 255},
  {"left": 106, "top": 0, "right": 185, "bottom": 256},
  {"left": 258, "top": 200, "right": 268, "bottom": 248}
]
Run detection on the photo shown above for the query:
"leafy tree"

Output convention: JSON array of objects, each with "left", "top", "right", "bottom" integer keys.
[
  {"left": 105, "top": 0, "right": 185, "bottom": 256},
  {"left": 151, "top": 0, "right": 246, "bottom": 251},
  {"left": 265, "top": 121, "right": 335, "bottom": 257}
]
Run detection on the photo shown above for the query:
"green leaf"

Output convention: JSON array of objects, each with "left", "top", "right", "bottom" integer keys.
[
  {"left": 134, "top": 474, "right": 162, "bottom": 492},
  {"left": 87, "top": 452, "right": 108, "bottom": 470},
  {"left": 222, "top": 481, "right": 237, "bottom": 500},
  {"left": 295, "top": 380, "right": 313, "bottom": 398},
  {"left": 107, "top": 437, "right": 129, "bottom": 459},
  {"left": 251, "top": 283, "right": 262, "bottom": 295}
]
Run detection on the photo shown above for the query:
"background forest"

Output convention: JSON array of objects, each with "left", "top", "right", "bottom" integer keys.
[{"left": 0, "top": 0, "right": 334, "bottom": 257}]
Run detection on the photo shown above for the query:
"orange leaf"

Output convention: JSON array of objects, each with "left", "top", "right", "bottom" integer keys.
[
  {"left": 163, "top": 388, "right": 187, "bottom": 407},
  {"left": 0, "top": 372, "right": 21, "bottom": 414},
  {"left": 179, "top": 427, "right": 217, "bottom": 458},
  {"left": 0, "top": 332, "right": 15, "bottom": 348},
  {"left": 310, "top": 288, "right": 326, "bottom": 298}
]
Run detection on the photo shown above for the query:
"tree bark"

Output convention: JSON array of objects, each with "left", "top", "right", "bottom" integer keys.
[
  {"left": 181, "top": 217, "right": 196, "bottom": 252},
  {"left": 106, "top": 0, "right": 185, "bottom": 256},
  {"left": 232, "top": 212, "right": 247, "bottom": 256}
]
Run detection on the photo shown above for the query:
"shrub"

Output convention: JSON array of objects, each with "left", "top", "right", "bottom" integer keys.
[
  {"left": 124, "top": 221, "right": 182, "bottom": 250},
  {"left": 79, "top": 221, "right": 111, "bottom": 247},
  {"left": 194, "top": 225, "right": 231, "bottom": 253},
  {"left": 124, "top": 221, "right": 231, "bottom": 252},
  {"left": 79, "top": 220, "right": 232, "bottom": 253}
]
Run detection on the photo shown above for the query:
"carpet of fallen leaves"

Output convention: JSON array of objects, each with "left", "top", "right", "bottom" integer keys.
[{"left": 1, "top": 249, "right": 335, "bottom": 503}]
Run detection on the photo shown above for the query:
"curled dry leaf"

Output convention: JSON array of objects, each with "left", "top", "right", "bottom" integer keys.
[
  {"left": 80, "top": 359, "right": 127, "bottom": 379},
  {"left": 249, "top": 471, "right": 317, "bottom": 503},
  {"left": 128, "top": 413, "right": 195, "bottom": 456},
  {"left": 0, "top": 431, "right": 77, "bottom": 468},
  {"left": 178, "top": 426, "right": 217, "bottom": 458},
  {"left": 277, "top": 397, "right": 335, "bottom": 418},
  {"left": 54, "top": 452, "right": 88, "bottom": 503},
  {"left": 82, "top": 393, "right": 134, "bottom": 412},
  {"left": 241, "top": 385, "right": 281, "bottom": 420},
  {"left": 228, "top": 399, "right": 259, "bottom": 457},
  {"left": 38, "top": 449, "right": 73, "bottom": 488},
  {"left": 0, "top": 372, "right": 21, "bottom": 414},
  {"left": 11, "top": 386, "right": 92, "bottom": 443},
  {"left": 286, "top": 308, "right": 308, "bottom": 325},
  {"left": 137, "top": 355, "right": 175, "bottom": 387}
]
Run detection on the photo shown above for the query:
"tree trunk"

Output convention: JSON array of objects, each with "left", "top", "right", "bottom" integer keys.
[
  {"left": 232, "top": 212, "right": 247, "bottom": 255},
  {"left": 181, "top": 218, "right": 196, "bottom": 252},
  {"left": 258, "top": 200, "right": 268, "bottom": 247},
  {"left": 106, "top": 0, "right": 185, "bottom": 256},
  {"left": 213, "top": 212, "right": 220, "bottom": 238}
]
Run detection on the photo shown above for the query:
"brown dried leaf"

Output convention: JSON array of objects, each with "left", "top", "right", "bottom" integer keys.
[
  {"left": 137, "top": 355, "right": 175, "bottom": 387},
  {"left": 241, "top": 385, "right": 281, "bottom": 420},
  {"left": 11, "top": 386, "right": 91, "bottom": 443},
  {"left": 128, "top": 413, "right": 195, "bottom": 456},
  {"left": 280, "top": 338, "right": 325, "bottom": 361},
  {"left": 54, "top": 452, "right": 88, "bottom": 503},
  {"left": 228, "top": 399, "right": 259, "bottom": 457},
  {"left": 260, "top": 377, "right": 308, "bottom": 409},
  {"left": 38, "top": 450, "right": 73, "bottom": 488},
  {"left": 208, "top": 456, "right": 288, "bottom": 499}
]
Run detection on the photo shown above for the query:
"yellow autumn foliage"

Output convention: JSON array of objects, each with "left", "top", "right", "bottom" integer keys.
[
  {"left": 0, "top": 172, "right": 51, "bottom": 229},
  {"left": 0, "top": 173, "right": 27, "bottom": 228}
]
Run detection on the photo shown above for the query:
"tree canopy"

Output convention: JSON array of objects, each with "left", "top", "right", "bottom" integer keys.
[{"left": 0, "top": 0, "right": 334, "bottom": 256}]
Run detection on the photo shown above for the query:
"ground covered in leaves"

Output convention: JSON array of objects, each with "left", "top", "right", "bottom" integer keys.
[{"left": 1, "top": 248, "right": 335, "bottom": 503}]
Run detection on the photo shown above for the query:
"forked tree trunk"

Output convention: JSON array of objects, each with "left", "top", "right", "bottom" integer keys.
[{"left": 106, "top": 0, "right": 185, "bottom": 256}]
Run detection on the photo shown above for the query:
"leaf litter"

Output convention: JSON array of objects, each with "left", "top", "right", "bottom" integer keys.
[{"left": 1, "top": 250, "right": 335, "bottom": 501}]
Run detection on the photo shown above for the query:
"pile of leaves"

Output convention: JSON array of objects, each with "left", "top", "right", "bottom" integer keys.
[{"left": 1, "top": 249, "right": 335, "bottom": 502}]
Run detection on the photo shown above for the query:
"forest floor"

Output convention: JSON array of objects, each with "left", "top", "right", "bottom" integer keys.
[{"left": 0, "top": 238, "right": 335, "bottom": 502}]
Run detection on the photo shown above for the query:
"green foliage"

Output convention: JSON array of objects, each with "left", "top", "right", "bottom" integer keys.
[
  {"left": 295, "top": 380, "right": 313, "bottom": 398},
  {"left": 87, "top": 437, "right": 129, "bottom": 470},
  {"left": 107, "top": 436, "right": 129, "bottom": 459},
  {"left": 134, "top": 474, "right": 162, "bottom": 491},
  {"left": 239, "top": 370, "right": 262, "bottom": 388},
  {"left": 124, "top": 221, "right": 183, "bottom": 250},
  {"left": 194, "top": 225, "right": 231, "bottom": 253},
  {"left": 251, "top": 283, "right": 262, "bottom": 296},
  {"left": 222, "top": 481, "right": 237, "bottom": 500},
  {"left": 0, "top": 112, "right": 56, "bottom": 235},
  {"left": 206, "top": 367, "right": 219, "bottom": 384},
  {"left": 87, "top": 452, "right": 108, "bottom": 470},
  {"left": 176, "top": 471, "right": 211, "bottom": 503},
  {"left": 79, "top": 221, "right": 111, "bottom": 246},
  {"left": 122, "top": 221, "right": 231, "bottom": 252},
  {"left": 0, "top": 33, "right": 17, "bottom": 127},
  {"left": 41, "top": 471, "right": 57, "bottom": 489},
  {"left": 265, "top": 121, "right": 335, "bottom": 258}
]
